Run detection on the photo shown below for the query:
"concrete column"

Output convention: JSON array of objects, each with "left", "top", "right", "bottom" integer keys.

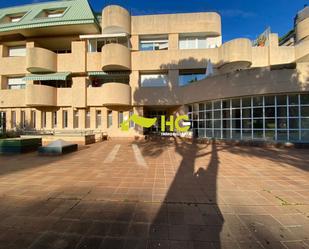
[
  {"left": 168, "top": 69, "right": 179, "bottom": 88},
  {"left": 102, "top": 107, "right": 107, "bottom": 131},
  {"left": 67, "top": 108, "right": 73, "bottom": 129},
  {"left": 79, "top": 109, "right": 86, "bottom": 129},
  {"left": 15, "top": 109, "right": 21, "bottom": 128},
  {"left": 90, "top": 107, "right": 96, "bottom": 129},
  {"left": 72, "top": 77, "right": 87, "bottom": 108},
  {"left": 46, "top": 111, "right": 52, "bottom": 129},
  {"left": 6, "top": 109, "right": 12, "bottom": 130},
  {"left": 57, "top": 108, "right": 63, "bottom": 129},
  {"left": 36, "top": 109, "right": 42, "bottom": 129},
  {"left": 169, "top": 34, "right": 179, "bottom": 50},
  {"left": 130, "top": 35, "right": 139, "bottom": 51}
]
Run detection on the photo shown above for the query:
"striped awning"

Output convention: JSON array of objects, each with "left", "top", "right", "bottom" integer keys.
[
  {"left": 88, "top": 71, "right": 130, "bottom": 78},
  {"left": 23, "top": 72, "right": 71, "bottom": 81}
]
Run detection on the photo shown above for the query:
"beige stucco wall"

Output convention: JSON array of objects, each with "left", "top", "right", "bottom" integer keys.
[
  {"left": 296, "top": 17, "right": 309, "bottom": 42},
  {"left": 26, "top": 47, "right": 57, "bottom": 73},
  {"left": 102, "top": 5, "right": 131, "bottom": 34},
  {"left": 25, "top": 84, "right": 57, "bottom": 106},
  {"left": 101, "top": 43, "right": 131, "bottom": 71}
]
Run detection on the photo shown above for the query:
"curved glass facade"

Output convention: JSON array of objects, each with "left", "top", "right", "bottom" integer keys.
[{"left": 187, "top": 93, "right": 309, "bottom": 142}]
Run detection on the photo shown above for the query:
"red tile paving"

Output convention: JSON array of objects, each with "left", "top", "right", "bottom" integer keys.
[{"left": 0, "top": 138, "right": 308, "bottom": 249}]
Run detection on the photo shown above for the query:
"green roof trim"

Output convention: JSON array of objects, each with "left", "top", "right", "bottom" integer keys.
[
  {"left": 24, "top": 72, "right": 71, "bottom": 81},
  {"left": 0, "top": 0, "right": 100, "bottom": 33}
]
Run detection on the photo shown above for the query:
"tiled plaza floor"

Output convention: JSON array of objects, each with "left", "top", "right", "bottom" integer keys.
[{"left": 0, "top": 138, "right": 308, "bottom": 249}]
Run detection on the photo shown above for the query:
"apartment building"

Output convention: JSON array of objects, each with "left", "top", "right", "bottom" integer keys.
[{"left": 0, "top": 0, "right": 308, "bottom": 142}]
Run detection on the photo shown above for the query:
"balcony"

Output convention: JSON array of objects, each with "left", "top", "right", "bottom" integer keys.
[
  {"left": 26, "top": 47, "right": 57, "bottom": 73},
  {"left": 0, "top": 89, "right": 25, "bottom": 108},
  {"left": 296, "top": 18, "right": 309, "bottom": 42},
  {"left": 219, "top": 38, "right": 252, "bottom": 72},
  {"left": 87, "top": 83, "right": 131, "bottom": 106},
  {"left": 25, "top": 84, "right": 57, "bottom": 106},
  {"left": 101, "top": 43, "right": 131, "bottom": 71},
  {"left": 102, "top": 5, "right": 131, "bottom": 34}
]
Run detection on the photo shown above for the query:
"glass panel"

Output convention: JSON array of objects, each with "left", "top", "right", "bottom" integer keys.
[
  {"left": 277, "top": 95, "right": 287, "bottom": 106},
  {"left": 199, "top": 112, "right": 205, "bottom": 120},
  {"left": 253, "top": 130, "right": 263, "bottom": 139},
  {"left": 222, "top": 100, "right": 230, "bottom": 109},
  {"left": 301, "top": 118, "right": 309, "bottom": 129},
  {"left": 253, "top": 108, "right": 263, "bottom": 118},
  {"left": 206, "top": 112, "right": 212, "bottom": 119},
  {"left": 222, "top": 119, "right": 230, "bottom": 129},
  {"left": 253, "top": 96, "right": 263, "bottom": 106},
  {"left": 214, "top": 110, "right": 221, "bottom": 119},
  {"left": 289, "top": 118, "right": 299, "bottom": 129},
  {"left": 222, "top": 110, "right": 230, "bottom": 119},
  {"left": 242, "top": 97, "right": 251, "bottom": 107},
  {"left": 289, "top": 130, "right": 299, "bottom": 141},
  {"left": 199, "top": 103, "right": 205, "bottom": 111},
  {"left": 232, "top": 119, "right": 241, "bottom": 129},
  {"left": 253, "top": 119, "right": 263, "bottom": 129},
  {"left": 265, "top": 107, "right": 275, "bottom": 117},
  {"left": 222, "top": 129, "right": 230, "bottom": 139},
  {"left": 277, "top": 130, "right": 287, "bottom": 141},
  {"left": 277, "top": 118, "right": 288, "bottom": 129},
  {"left": 242, "top": 130, "right": 252, "bottom": 139},
  {"left": 301, "top": 106, "right": 309, "bottom": 117},
  {"left": 289, "top": 106, "right": 299, "bottom": 117},
  {"left": 198, "top": 129, "right": 205, "bottom": 137},
  {"left": 288, "top": 94, "right": 299, "bottom": 105},
  {"left": 265, "top": 119, "right": 276, "bottom": 129},
  {"left": 277, "top": 107, "right": 287, "bottom": 117},
  {"left": 301, "top": 130, "right": 309, "bottom": 141},
  {"left": 206, "top": 120, "right": 212, "bottom": 128},
  {"left": 232, "top": 99, "right": 240, "bottom": 108},
  {"left": 242, "top": 119, "right": 252, "bottom": 129},
  {"left": 213, "top": 101, "right": 221, "bottom": 109},
  {"left": 265, "top": 130, "right": 275, "bottom": 140},
  {"left": 199, "top": 121, "right": 205, "bottom": 128},
  {"left": 214, "top": 130, "right": 221, "bottom": 139},
  {"left": 232, "top": 109, "right": 240, "bottom": 119},
  {"left": 206, "top": 102, "right": 212, "bottom": 110},
  {"left": 232, "top": 130, "right": 241, "bottom": 139},
  {"left": 300, "top": 94, "right": 309, "bottom": 105},
  {"left": 242, "top": 109, "right": 251, "bottom": 118},
  {"left": 265, "top": 96, "right": 275, "bottom": 106},
  {"left": 214, "top": 120, "right": 221, "bottom": 129},
  {"left": 206, "top": 129, "right": 213, "bottom": 138}
]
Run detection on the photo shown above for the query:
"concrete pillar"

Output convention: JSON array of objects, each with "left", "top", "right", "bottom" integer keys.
[
  {"left": 169, "top": 34, "right": 179, "bottom": 50},
  {"left": 67, "top": 108, "right": 73, "bottom": 129},
  {"left": 102, "top": 107, "right": 107, "bottom": 131},
  {"left": 90, "top": 107, "right": 96, "bottom": 129},
  {"left": 72, "top": 77, "right": 87, "bottom": 108},
  {"left": 57, "top": 108, "right": 63, "bottom": 129},
  {"left": 79, "top": 109, "right": 86, "bottom": 129},
  {"left": 36, "top": 109, "right": 42, "bottom": 129},
  {"left": 46, "top": 111, "right": 52, "bottom": 129},
  {"left": 130, "top": 35, "right": 139, "bottom": 51}
]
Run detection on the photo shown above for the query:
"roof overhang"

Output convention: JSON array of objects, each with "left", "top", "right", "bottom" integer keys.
[{"left": 80, "top": 32, "right": 129, "bottom": 40}]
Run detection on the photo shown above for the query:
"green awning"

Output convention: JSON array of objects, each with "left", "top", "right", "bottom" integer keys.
[
  {"left": 24, "top": 72, "right": 71, "bottom": 81},
  {"left": 88, "top": 71, "right": 130, "bottom": 78},
  {"left": 88, "top": 71, "right": 108, "bottom": 76}
]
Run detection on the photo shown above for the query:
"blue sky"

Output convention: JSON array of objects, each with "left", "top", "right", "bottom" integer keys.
[{"left": 1, "top": 0, "right": 307, "bottom": 42}]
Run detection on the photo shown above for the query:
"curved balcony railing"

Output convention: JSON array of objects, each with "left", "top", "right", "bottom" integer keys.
[
  {"left": 101, "top": 43, "right": 131, "bottom": 71},
  {"left": 26, "top": 47, "right": 57, "bottom": 73}
]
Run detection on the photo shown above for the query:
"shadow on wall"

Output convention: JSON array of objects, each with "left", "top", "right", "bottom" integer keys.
[{"left": 134, "top": 57, "right": 309, "bottom": 106}]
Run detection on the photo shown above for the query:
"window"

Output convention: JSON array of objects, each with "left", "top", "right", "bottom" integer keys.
[
  {"left": 20, "top": 111, "right": 26, "bottom": 129},
  {"left": 36, "top": 8, "right": 67, "bottom": 19},
  {"left": 187, "top": 93, "right": 309, "bottom": 142},
  {"left": 31, "top": 111, "right": 36, "bottom": 129},
  {"left": 129, "top": 111, "right": 134, "bottom": 128},
  {"left": 85, "top": 110, "right": 90, "bottom": 129},
  {"left": 8, "top": 46, "right": 26, "bottom": 57},
  {"left": 179, "top": 69, "right": 206, "bottom": 86},
  {"left": 118, "top": 111, "right": 123, "bottom": 128},
  {"left": 140, "top": 73, "right": 168, "bottom": 87},
  {"left": 41, "top": 112, "right": 46, "bottom": 128},
  {"left": 107, "top": 110, "right": 112, "bottom": 128},
  {"left": 63, "top": 110, "right": 68, "bottom": 128},
  {"left": 179, "top": 34, "right": 220, "bottom": 49},
  {"left": 139, "top": 35, "right": 168, "bottom": 51},
  {"left": 1, "top": 12, "right": 27, "bottom": 24},
  {"left": 73, "top": 110, "right": 79, "bottom": 129},
  {"left": 11, "top": 111, "right": 16, "bottom": 128},
  {"left": 96, "top": 110, "right": 101, "bottom": 129},
  {"left": 52, "top": 111, "right": 57, "bottom": 128},
  {"left": 7, "top": 77, "right": 26, "bottom": 89}
]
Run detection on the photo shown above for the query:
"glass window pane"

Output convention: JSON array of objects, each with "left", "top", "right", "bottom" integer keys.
[
  {"left": 232, "top": 99, "right": 240, "bottom": 108},
  {"left": 253, "top": 119, "right": 263, "bottom": 129},
  {"left": 214, "top": 120, "right": 221, "bottom": 128},
  {"left": 277, "top": 130, "right": 287, "bottom": 141},
  {"left": 214, "top": 110, "right": 221, "bottom": 119},
  {"left": 289, "top": 118, "right": 299, "bottom": 129},
  {"left": 242, "top": 97, "right": 251, "bottom": 107},
  {"left": 242, "top": 129, "right": 252, "bottom": 139},
  {"left": 214, "top": 101, "right": 221, "bottom": 109},
  {"left": 242, "top": 119, "right": 252, "bottom": 129},
  {"left": 206, "top": 112, "right": 212, "bottom": 119},
  {"left": 277, "top": 118, "right": 287, "bottom": 129},
  {"left": 222, "top": 129, "right": 230, "bottom": 139},
  {"left": 222, "top": 100, "right": 230, "bottom": 109},
  {"left": 300, "top": 94, "right": 309, "bottom": 105},
  {"left": 199, "top": 103, "right": 205, "bottom": 111},
  {"left": 253, "top": 130, "right": 263, "bottom": 139},
  {"left": 277, "top": 95, "right": 287, "bottom": 106},
  {"left": 242, "top": 108, "right": 251, "bottom": 118},
  {"left": 198, "top": 129, "right": 205, "bottom": 137},
  {"left": 232, "top": 109, "right": 240, "bottom": 119},
  {"left": 265, "top": 107, "right": 275, "bottom": 118},
  {"left": 223, "top": 119, "right": 230, "bottom": 129},
  {"left": 301, "top": 106, "right": 309, "bottom": 117},
  {"left": 199, "top": 121, "right": 205, "bottom": 128},
  {"left": 206, "top": 120, "right": 212, "bottom": 128},
  {"left": 265, "top": 96, "right": 275, "bottom": 106},
  {"left": 253, "top": 108, "right": 263, "bottom": 118},
  {"left": 232, "top": 119, "right": 241, "bottom": 129},
  {"left": 265, "top": 130, "right": 275, "bottom": 140},
  {"left": 289, "top": 94, "right": 299, "bottom": 105},
  {"left": 199, "top": 112, "right": 205, "bottom": 119},
  {"left": 206, "top": 102, "right": 212, "bottom": 110},
  {"left": 214, "top": 130, "right": 221, "bottom": 138},
  {"left": 265, "top": 119, "right": 276, "bottom": 129},
  {"left": 301, "top": 118, "right": 309, "bottom": 129},
  {"left": 277, "top": 107, "right": 287, "bottom": 117},
  {"left": 289, "top": 130, "right": 299, "bottom": 141},
  {"left": 301, "top": 130, "right": 309, "bottom": 141},
  {"left": 206, "top": 129, "right": 213, "bottom": 137},
  {"left": 222, "top": 110, "right": 230, "bottom": 119},
  {"left": 232, "top": 130, "right": 241, "bottom": 139},
  {"left": 289, "top": 106, "right": 299, "bottom": 117},
  {"left": 253, "top": 96, "right": 263, "bottom": 106}
]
